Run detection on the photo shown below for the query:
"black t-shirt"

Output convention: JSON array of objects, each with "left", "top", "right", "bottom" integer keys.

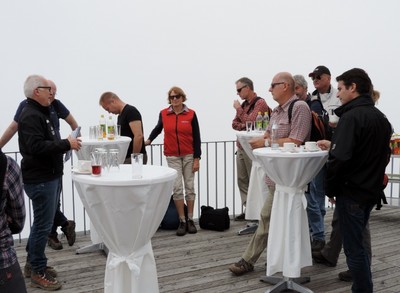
[{"left": 117, "top": 104, "right": 146, "bottom": 158}]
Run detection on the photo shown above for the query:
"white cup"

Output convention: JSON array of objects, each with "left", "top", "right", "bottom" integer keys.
[
  {"left": 77, "top": 160, "right": 91, "bottom": 172},
  {"left": 305, "top": 141, "right": 318, "bottom": 151},
  {"left": 329, "top": 114, "right": 339, "bottom": 124},
  {"left": 131, "top": 153, "right": 143, "bottom": 179},
  {"left": 283, "top": 142, "right": 295, "bottom": 152}
]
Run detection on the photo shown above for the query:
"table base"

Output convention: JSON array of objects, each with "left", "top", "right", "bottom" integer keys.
[
  {"left": 76, "top": 242, "right": 109, "bottom": 256},
  {"left": 237, "top": 222, "right": 258, "bottom": 235},
  {"left": 261, "top": 276, "right": 312, "bottom": 293}
]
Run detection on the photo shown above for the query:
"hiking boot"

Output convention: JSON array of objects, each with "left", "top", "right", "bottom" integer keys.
[
  {"left": 187, "top": 219, "right": 197, "bottom": 234},
  {"left": 311, "top": 239, "right": 325, "bottom": 252},
  {"left": 338, "top": 270, "right": 352, "bottom": 282},
  {"left": 229, "top": 258, "right": 254, "bottom": 276},
  {"left": 24, "top": 262, "right": 58, "bottom": 278},
  {"left": 31, "top": 270, "right": 62, "bottom": 291},
  {"left": 61, "top": 220, "right": 76, "bottom": 246},
  {"left": 312, "top": 250, "right": 336, "bottom": 267},
  {"left": 48, "top": 235, "right": 63, "bottom": 250},
  {"left": 234, "top": 213, "right": 246, "bottom": 221},
  {"left": 176, "top": 221, "right": 187, "bottom": 236}
]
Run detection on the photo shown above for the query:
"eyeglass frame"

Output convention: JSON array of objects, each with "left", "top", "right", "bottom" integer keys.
[
  {"left": 236, "top": 85, "right": 248, "bottom": 93},
  {"left": 36, "top": 86, "right": 52, "bottom": 92},
  {"left": 270, "top": 82, "right": 285, "bottom": 89},
  {"left": 169, "top": 95, "right": 181, "bottom": 100}
]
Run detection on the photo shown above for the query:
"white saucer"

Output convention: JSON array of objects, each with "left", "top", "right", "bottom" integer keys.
[{"left": 72, "top": 168, "right": 91, "bottom": 174}]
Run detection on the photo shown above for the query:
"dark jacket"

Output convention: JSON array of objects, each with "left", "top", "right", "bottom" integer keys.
[
  {"left": 325, "top": 95, "right": 392, "bottom": 205},
  {"left": 18, "top": 99, "right": 71, "bottom": 184}
]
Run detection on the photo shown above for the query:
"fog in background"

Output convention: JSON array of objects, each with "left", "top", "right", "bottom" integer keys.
[{"left": 1, "top": 0, "right": 399, "bottom": 152}]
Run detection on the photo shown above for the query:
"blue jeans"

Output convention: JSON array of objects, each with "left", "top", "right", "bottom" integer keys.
[
  {"left": 336, "top": 196, "right": 374, "bottom": 293},
  {"left": 305, "top": 166, "right": 326, "bottom": 241},
  {"left": 24, "top": 177, "right": 61, "bottom": 272}
]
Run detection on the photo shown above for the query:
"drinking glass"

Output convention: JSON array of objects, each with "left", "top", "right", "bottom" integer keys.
[
  {"left": 90, "top": 152, "right": 103, "bottom": 176},
  {"left": 108, "top": 149, "right": 120, "bottom": 172},
  {"left": 131, "top": 153, "right": 143, "bottom": 179}
]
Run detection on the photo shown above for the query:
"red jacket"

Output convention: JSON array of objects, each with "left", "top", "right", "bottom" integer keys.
[{"left": 148, "top": 105, "right": 202, "bottom": 158}]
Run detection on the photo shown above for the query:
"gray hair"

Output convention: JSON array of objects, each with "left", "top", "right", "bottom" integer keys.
[
  {"left": 293, "top": 74, "right": 308, "bottom": 89},
  {"left": 236, "top": 77, "right": 254, "bottom": 91},
  {"left": 24, "top": 75, "right": 46, "bottom": 98}
]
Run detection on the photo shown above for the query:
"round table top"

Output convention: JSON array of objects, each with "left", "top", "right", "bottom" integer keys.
[
  {"left": 253, "top": 147, "right": 328, "bottom": 158},
  {"left": 80, "top": 136, "right": 131, "bottom": 146},
  {"left": 72, "top": 164, "right": 177, "bottom": 186}
]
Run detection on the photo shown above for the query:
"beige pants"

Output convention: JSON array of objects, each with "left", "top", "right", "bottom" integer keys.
[
  {"left": 236, "top": 148, "right": 252, "bottom": 207},
  {"left": 166, "top": 154, "right": 196, "bottom": 201},
  {"left": 242, "top": 185, "right": 275, "bottom": 265}
]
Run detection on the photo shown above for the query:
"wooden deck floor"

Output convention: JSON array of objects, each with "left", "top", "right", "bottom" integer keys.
[{"left": 16, "top": 206, "right": 400, "bottom": 293}]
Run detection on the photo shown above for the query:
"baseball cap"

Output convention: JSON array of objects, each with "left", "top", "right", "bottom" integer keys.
[{"left": 308, "top": 65, "right": 331, "bottom": 77}]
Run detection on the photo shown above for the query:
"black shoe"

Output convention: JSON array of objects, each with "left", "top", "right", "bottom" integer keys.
[
  {"left": 187, "top": 219, "right": 197, "bottom": 234},
  {"left": 338, "top": 270, "right": 352, "bottom": 282},
  {"left": 176, "top": 221, "right": 187, "bottom": 236},
  {"left": 61, "top": 220, "right": 76, "bottom": 246},
  {"left": 311, "top": 239, "right": 325, "bottom": 252},
  {"left": 312, "top": 250, "right": 336, "bottom": 267},
  {"left": 234, "top": 213, "right": 246, "bottom": 221}
]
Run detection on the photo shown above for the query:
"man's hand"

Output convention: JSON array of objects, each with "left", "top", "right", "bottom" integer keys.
[
  {"left": 233, "top": 100, "right": 241, "bottom": 110},
  {"left": 68, "top": 136, "right": 82, "bottom": 151},
  {"left": 249, "top": 137, "right": 265, "bottom": 149}
]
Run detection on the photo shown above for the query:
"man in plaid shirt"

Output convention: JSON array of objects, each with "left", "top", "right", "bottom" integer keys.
[
  {"left": 0, "top": 151, "right": 27, "bottom": 292},
  {"left": 229, "top": 72, "right": 311, "bottom": 276}
]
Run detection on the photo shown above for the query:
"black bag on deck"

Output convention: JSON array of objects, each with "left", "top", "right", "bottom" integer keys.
[{"left": 199, "top": 205, "right": 230, "bottom": 231}]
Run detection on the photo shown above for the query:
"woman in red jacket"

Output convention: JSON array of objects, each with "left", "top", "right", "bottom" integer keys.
[{"left": 146, "top": 86, "right": 202, "bottom": 236}]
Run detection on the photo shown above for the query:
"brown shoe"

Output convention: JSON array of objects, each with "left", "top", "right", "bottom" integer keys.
[
  {"left": 229, "top": 258, "right": 254, "bottom": 276},
  {"left": 61, "top": 220, "right": 76, "bottom": 246},
  {"left": 338, "top": 270, "right": 352, "bottom": 282},
  {"left": 234, "top": 213, "right": 246, "bottom": 221},
  {"left": 187, "top": 219, "right": 197, "bottom": 234},
  {"left": 31, "top": 270, "right": 62, "bottom": 291},
  {"left": 24, "top": 262, "right": 58, "bottom": 278},
  {"left": 48, "top": 235, "right": 63, "bottom": 250},
  {"left": 312, "top": 250, "right": 336, "bottom": 267},
  {"left": 176, "top": 221, "right": 187, "bottom": 236}
]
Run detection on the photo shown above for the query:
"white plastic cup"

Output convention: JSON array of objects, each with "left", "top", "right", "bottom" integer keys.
[{"left": 131, "top": 153, "right": 143, "bottom": 179}]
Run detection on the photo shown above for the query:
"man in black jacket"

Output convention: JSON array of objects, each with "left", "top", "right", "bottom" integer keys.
[
  {"left": 18, "top": 75, "right": 81, "bottom": 290},
  {"left": 324, "top": 68, "right": 391, "bottom": 293}
]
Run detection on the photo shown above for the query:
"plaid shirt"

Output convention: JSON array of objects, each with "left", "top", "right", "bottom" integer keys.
[
  {"left": 265, "top": 95, "right": 311, "bottom": 186},
  {"left": 0, "top": 156, "right": 25, "bottom": 269},
  {"left": 232, "top": 96, "right": 270, "bottom": 149}
]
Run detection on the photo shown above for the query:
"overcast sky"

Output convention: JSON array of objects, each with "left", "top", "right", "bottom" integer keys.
[{"left": 1, "top": 0, "right": 399, "bottom": 152}]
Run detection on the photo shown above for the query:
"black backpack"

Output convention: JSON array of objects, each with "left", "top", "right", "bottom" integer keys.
[{"left": 288, "top": 99, "right": 330, "bottom": 141}]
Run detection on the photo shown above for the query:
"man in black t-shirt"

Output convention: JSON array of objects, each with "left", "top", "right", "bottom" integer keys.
[{"left": 99, "top": 92, "right": 147, "bottom": 164}]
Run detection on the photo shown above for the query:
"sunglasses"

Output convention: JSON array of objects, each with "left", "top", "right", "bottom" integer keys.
[
  {"left": 312, "top": 75, "right": 322, "bottom": 81},
  {"left": 236, "top": 85, "right": 247, "bottom": 93},
  {"left": 169, "top": 95, "right": 181, "bottom": 100},
  {"left": 270, "top": 82, "right": 285, "bottom": 89}
]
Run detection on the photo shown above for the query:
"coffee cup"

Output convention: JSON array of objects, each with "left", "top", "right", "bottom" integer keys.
[
  {"left": 283, "top": 142, "right": 295, "bottom": 152},
  {"left": 305, "top": 141, "right": 318, "bottom": 151},
  {"left": 329, "top": 114, "right": 339, "bottom": 124}
]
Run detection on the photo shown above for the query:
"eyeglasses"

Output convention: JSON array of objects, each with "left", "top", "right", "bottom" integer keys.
[
  {"left": 169, "top": 95, "right": 181, "bottom": 100},
  {"left": 270, "top": 82, "right": 285, "bottom": 89},
  {"left": 311, "top": 75, "right": 322, "bottom": 81},
  {"left": 37, "top": 86, "right": 52, "bottom": 92},
  {"left": 236, "top": 85, "right": 247, "bottom": 93}
]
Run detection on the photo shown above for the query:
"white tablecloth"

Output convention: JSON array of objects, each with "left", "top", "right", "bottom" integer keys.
[
  {"left": 236, "top": 131, "right": 269, "bottom": 220},
  {"left": 253, "top": 148, "right": 328, "bottom": 278},
  {"left": 75, "top": 136, "right": 131, "bottom": 164},
  {"left": 72, "top": 165, "right": 177, "bottom": 293}
]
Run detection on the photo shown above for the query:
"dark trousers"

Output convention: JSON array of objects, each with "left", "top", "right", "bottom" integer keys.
[
  {"left": 336, "top": 196, "right": 374, "bottom": 293},
  {"left": 0, "top": 261, "right": 27, "bottom": 293}
]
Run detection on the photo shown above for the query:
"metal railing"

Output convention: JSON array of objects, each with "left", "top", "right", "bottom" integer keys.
[
  {"left": 6, "top": 142, "right": 400, "bottom": 242},
  {"left": 6, "top": 140, "right": 243, "bottom": 242}
]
